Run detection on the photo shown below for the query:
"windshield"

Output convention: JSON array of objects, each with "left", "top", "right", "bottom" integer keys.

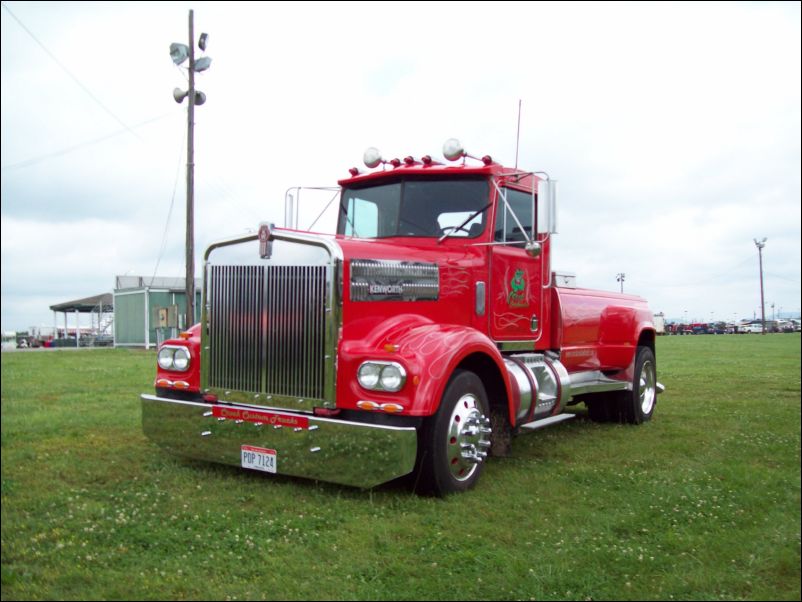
[{"left": 337, "top": 177, "right": 489, "bottom": 238}]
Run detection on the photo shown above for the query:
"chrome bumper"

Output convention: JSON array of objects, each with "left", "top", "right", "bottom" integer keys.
[{"left": 142, "top": 394, "right": 417, "bottom": 489}]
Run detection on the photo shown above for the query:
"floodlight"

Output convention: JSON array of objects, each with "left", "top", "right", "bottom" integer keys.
[
  {"left": 170, "top": 42, "right": 189, "bottom": 65},
  {"left": 193, "top": 56, "right": 212, "bottom": 72}
]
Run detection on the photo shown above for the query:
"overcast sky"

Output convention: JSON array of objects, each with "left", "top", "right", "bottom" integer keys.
[{"left": 2, "top": 1, "right": 800, "bottom": 333}]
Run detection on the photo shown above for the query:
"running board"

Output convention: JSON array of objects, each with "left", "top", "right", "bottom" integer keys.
[
  {"left": 568, "top": 370, "right": 631, "bottom": 396},
  {"left": 519, "top": 413, "right": 575, "bottom": 432}
]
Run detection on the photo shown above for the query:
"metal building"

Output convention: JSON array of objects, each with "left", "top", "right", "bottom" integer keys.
[
  {"left": 113, "top": 276, "right": 201, "bottom": 349},
  {"left": 49, "top": 293, "right": 114, "bottom": 347}
]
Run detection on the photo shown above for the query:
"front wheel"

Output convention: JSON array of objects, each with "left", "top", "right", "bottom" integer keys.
[{"left": 416, "top": 370, "right": 492, "bottom": 496}]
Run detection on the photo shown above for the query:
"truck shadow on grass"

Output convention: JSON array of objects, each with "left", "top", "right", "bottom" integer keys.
[{"left": 164, "top": 407, "right": 635, "bottom": 498}]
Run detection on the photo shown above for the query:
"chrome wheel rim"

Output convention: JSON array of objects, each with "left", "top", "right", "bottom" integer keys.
[
  {"left": 639, "top": 360, "right": 656, "bottom": 415},
  {"left": 447, "top": 393, "right": 491, "bottom": 481}
]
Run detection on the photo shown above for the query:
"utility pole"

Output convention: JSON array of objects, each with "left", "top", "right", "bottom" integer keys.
[
  {"left": 186, "top": 9, "right": 196, "bottom": 328},
  {"left": 616, "top": 272, "right": 625, "bottom": 293},
  {"left": 170, "top": 11, "right": 211, "bottom": 328},
  {"left": 754, "top": 238, "right": 767, "bottom": 335}
]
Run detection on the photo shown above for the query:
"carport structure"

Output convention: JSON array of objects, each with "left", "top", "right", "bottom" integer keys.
[{"left": 49, "top": 293, "right": 113, "bottom": 346}]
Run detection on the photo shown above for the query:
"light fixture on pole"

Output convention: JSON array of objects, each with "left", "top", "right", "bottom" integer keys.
[
  {"left": 616, "top": 272, "right": 625, "bottom": 293},
  {"left": 754, "top": 238, "right": 767, "bottom": 335},
  {"left": 170, "top": 11, "right": 211, "bottom": 327}
]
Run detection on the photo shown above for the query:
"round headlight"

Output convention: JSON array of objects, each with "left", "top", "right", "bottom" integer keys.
[
  {"left": 358, "top": 363, "right": 382, "bottom": 389},
  {"left": 379, "top": 364, "right": 405, "bottom": 392},
  {"left": 158, "top": 348, "right": 174, "bottom": 370},
  {"left": 172, "top": 347, "right": 191, "bottom": 371}
]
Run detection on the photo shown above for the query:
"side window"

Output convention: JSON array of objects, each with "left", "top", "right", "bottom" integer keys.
[
  {"left": 345, "top": 197, "right": 379, "bottom": 238},
  {"left": 494, "top": 188, "right": 533, "bottom": 242}
]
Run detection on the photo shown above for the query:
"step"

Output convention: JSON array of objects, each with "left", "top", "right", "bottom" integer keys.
[{"left": 518, "top": 413, "right": 575, "bottom": 432}]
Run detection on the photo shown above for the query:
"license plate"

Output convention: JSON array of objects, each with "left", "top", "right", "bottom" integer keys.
[{"left": 241, "top": 445, "right": 277, "bottom": 474}]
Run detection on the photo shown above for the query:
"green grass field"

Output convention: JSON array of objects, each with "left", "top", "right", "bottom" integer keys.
[{"left": 2, "top": 335, "right": 800, "bottom": 600}]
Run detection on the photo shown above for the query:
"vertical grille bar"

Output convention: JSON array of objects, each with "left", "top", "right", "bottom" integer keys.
[{"left": 208, "top": 264, "right": 327, "bottom": 400}]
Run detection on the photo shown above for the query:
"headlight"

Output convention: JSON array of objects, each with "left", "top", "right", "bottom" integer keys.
[
  {"left": 157, "top": 345, "right": 191, "bottom": 372},
  {"left": 158, "top": 347, "right": 175, "bottom": 370},
  {"left": 357, "top": 363, "right": 382, "bottom": 389},
  {"left": 357, "top": 361, "right": 406, "bottom": 392},
  {"left": 173, "top": 347, "right": 190, "bottom": 371},
  {"left": 379, "top": 364, "right": 404, "bottom": 391}
]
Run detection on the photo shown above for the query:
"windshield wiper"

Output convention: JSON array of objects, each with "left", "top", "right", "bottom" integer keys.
[
  {"left": 340, "top": 201, "right": 359, "bottom": 238},
  {"left": 437, "top": 202, "right": 492, "bottom": 243}
]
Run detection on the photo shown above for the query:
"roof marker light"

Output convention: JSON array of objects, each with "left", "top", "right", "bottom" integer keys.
[
  {"left": 390, "top": 158, "right": 402, "bottom": 167},
  {"left": 349, "top": 167, "right": 359, "bottom": 176},
  {"left": 404, "top": 156, "right": 416, "bottom": 166}
]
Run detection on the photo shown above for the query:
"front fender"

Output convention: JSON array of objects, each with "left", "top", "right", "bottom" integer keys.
[{"left": 338, "top": 318, "right": 513, "bottom": 418}]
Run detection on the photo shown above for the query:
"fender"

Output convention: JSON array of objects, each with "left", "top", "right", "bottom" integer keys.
[{"left": 338, "top": 317, "right": 515, "bottom": 420}]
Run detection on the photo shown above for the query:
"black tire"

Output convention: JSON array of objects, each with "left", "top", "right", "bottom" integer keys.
[
  {"left": 415, "top": 370, "right": 492, "bottom": 496},
  {"left": 586, "top": 394, "right": 615, "bottom": 422},
  {"left": 618, "top": 346, "right": 657, "bottom": 424},
  {"left": 585, "top": 346, "right": 657, "bottom": 424}
]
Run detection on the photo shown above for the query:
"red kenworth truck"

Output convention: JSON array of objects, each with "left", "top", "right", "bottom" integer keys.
[{"left": 142, "top": 139, "right": 663, "bottom": 495}]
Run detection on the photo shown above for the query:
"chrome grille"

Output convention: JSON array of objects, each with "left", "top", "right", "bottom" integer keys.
[{"left": 208, "top": 265, "right": 328, "bottom": 400}]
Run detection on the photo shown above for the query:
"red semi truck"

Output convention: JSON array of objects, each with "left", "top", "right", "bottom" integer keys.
[{"left": 142, "top": 139, "right": 663, "bottom": 495}]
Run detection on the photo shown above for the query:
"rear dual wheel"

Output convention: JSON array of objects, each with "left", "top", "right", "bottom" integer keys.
[{"left": 587, "top": 346, "right": 657, "bottom": 424}]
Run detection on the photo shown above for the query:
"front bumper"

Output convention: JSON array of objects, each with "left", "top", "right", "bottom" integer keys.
[{"left": 142, "top": 394, "right": 417, "bottom": 489}]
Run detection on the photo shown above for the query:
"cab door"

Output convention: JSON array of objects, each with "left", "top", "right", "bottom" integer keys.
[{"left": 489, "top": 186, "right": 543, "bottom": 344}]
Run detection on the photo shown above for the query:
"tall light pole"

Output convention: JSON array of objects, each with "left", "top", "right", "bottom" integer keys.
[
  {"left": 170, "top": 10, "right": 211, "bottom": 328},
  {"left": 616, "top": 272, "right": 625, "bottom": 293},
  {"left": 754, "top": 238, "right": 767, "bottom": 335}
]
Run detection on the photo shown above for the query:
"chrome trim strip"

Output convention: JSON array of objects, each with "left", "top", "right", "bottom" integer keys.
[
  {"left": 142, "top": 394, "right": 417, "bottom": 489},
  {"left": 496, "top": 341, "right": 536, "bottom": 351},
  {"left": 475, "top": 281, "right": 486, "bottom": 316}
]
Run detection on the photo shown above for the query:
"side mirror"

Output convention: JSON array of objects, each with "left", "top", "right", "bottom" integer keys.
[{"left": 537, "top": 179, "right": 558, "bottom": 234}]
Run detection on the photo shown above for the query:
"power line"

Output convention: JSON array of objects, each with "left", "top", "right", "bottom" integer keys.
[
  {"left": 2, "top": 2, "right": 142, "bottom": 139},
  {"left": 1, "top": 112, "right": 174, "bottom": 172},
  {"left": 149, "top": 122, "right": 187, "bottom": 287}
]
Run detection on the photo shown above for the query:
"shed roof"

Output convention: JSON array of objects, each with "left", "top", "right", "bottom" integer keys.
[{"left": 50, "top": 293, "right": 113, "bottom": 313}]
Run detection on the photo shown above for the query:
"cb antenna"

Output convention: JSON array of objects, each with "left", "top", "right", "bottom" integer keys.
[{"left": 515, "top": 99, "right": 522, "bottom": 169}]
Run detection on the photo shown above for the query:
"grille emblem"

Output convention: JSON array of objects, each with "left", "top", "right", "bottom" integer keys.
[{"left": 259, "top": 222, "right": 274, "bottom": 259}]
